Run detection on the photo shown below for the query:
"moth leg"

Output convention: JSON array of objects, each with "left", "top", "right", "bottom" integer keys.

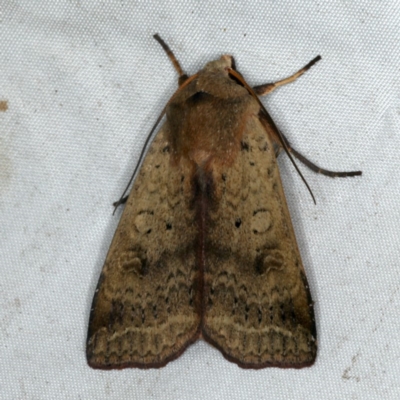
[
  {"left": 253, "top": 56, "right": 321, "bottom": 96},
  {"left": 153, "top": 34, "right": 189, "bottom": 85},
  {"left": 279, "top": 133, "right": 362, "bottom": 177},
  {"left": 112, "top": 196, "right": 128, "bottom": 213},
  {"left": 273, "top": 143, "right": 282, "bottom": 158}
]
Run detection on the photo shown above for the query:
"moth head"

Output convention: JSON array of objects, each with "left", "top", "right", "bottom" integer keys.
[{"left": 203, "top": 55, "right": 235, "bottom": 72}]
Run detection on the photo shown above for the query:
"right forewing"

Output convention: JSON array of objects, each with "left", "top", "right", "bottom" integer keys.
[{"left": 202, "top": 115, "right": 317, "bottom": 368}]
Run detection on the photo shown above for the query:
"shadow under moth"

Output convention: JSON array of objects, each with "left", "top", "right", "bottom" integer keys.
[{"left": 86, "top": 35, "right": 361, "bottom": 369}]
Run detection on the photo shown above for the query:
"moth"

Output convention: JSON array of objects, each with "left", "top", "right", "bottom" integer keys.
[{"left": 86, "top": 35, "right": 361, "bottom": 369}]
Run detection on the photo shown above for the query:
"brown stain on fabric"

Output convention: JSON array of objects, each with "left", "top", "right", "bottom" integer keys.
[{"left": 0, "top": 101, "right": 8, "bottom": 112}]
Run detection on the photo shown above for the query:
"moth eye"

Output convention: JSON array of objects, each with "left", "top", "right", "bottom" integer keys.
[
  {"left": 155, "top": 164, "right": 160, "bottom": 169},
  {"left": 249, "top": 161, "right": 255, "bottom": 166},
  {"left": 189, "top": 91, "right": 209, "bottom": 104},
  {"left": 221, "top": 174, "right": 227, "bottom": 181},
  {"left": 230, "top": 56, "right": 236, "bottom": 70},
  {"left": 228, "top": 71, "right": 245, "bottom": 87},
  {"left": 235, "top": 218, "right": 242, "bottom": 228},
  {"left": 162, "top": 145, "right": 170, "bottom": 153}
]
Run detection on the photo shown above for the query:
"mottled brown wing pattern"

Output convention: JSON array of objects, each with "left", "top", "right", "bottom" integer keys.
[
  {"left": 202, "top": 116, "right": 317, "bottom": 368},
  {"left": 87, "top": 128, "right": 201, "bottom": 369}
]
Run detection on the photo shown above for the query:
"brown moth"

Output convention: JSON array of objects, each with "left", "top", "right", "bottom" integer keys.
[{"left": 86, "top": 35, "right": 361, "bottom": 369}]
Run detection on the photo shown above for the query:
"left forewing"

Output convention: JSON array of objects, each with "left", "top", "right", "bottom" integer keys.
[{"left": 87, "top": 127, "right": 201, "bottom": 369}]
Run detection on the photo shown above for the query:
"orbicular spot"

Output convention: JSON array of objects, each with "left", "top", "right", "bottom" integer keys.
[
  {"left": 134, "top": 211, "right": 154, "bottom": 234},
  {"left": 251, "top": 209, "right": 272, "bottom": 234},
  {"left": 166, "top": 222, "right": 172, "bottom": 230},
  {"left": 235, "top": 218, "right": 242, "bottom": 228}
]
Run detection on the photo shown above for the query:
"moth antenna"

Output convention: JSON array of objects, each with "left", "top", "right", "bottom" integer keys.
[
  {"left": 279, "top": 135, "right": 362, "bottom": 177},
  {"left": 253, "top": 56, "right": 321, "bottom": 96},
  {"left": 154, "top": 34, "right": 189, "bottom": 85},
  {"left": 112, "top": 110, "right": 166, "bottom": 214},
  {"left": 275, "top": 125, "right": 317, "bottom": 204},
  {"left": 228, "top": 68, "right": 317, "bottom": 204}
]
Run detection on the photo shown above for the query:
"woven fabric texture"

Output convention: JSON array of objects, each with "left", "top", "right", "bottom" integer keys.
[{"left": 1, "top": 1, "right": 400, "bottom": 399}]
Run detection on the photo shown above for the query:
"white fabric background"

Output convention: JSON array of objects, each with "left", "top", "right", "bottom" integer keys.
[{"left": 1, "top": 1, "right": 400, "bottom": 399}]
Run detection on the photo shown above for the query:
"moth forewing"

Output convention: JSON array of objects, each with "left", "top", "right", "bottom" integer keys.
[
  {"left": 87, "top": 127, "right": 201, "bottom": 369},
  {"left": 201, "top": 113, "right": 317, "bottom": 368},
  {"left": 87, "top": 35, "right": 361, "bottom": 370}
]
